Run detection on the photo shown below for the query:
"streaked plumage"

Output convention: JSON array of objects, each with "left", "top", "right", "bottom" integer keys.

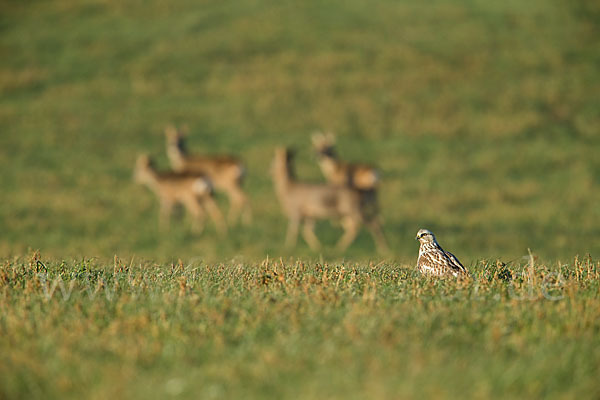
[{"left": 415, "top": 229, "right": 467, "bottom": 277}]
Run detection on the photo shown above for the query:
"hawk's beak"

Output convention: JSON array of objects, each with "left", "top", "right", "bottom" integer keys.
[{"left": 415, "top": 235, "right": 419, "bottom": 240}]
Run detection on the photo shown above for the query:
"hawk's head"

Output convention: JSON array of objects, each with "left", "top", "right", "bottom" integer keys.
[{"left": 415, "top": 228, "right": 436, "bottom": 244}]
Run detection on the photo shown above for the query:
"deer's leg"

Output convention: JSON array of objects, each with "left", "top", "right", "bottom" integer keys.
[
  {"left": 182, "top": 196, "right": 206, "bottom": 234},
  {"left": 336, "top": 216, "right": 359, "bottom": 251},
  {"left": 360, "top": 189, "right": 379, "bottom": 222},
  {"left": 301, "top": 218, "right": 321, "bottom": 250},
  {"left": 158, "top": 198, "right": 174, "bottom": 231},
  {"left": 226, "top": 185, "right": 251, "bottom": 225},
  {"left": 241, "top": 193, "right": 252, "bottom": 225},
  {"left": 201, "top": 195, "right": 227, "bottom": 237},
  {"left": 366, "top": 218, "right": 389, "bottom": 254},
  {"left": 285, "top": 215, "right": 300, "bottom": 249}
]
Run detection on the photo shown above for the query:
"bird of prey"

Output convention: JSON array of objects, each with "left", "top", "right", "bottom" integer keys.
[{"left": 415, "top": 229, "right": 468, "bottom": 277}]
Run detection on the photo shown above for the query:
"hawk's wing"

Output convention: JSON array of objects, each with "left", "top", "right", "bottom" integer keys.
[{"left": 443, "top": 250, "right": 467, "bottom": 276}]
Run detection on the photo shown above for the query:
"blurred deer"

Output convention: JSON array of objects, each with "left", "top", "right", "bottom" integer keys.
[
  {"left": 311, "top": 131, "right": 388, "bottom": 250},
  {"left": 165, "top": 125, "right": 251, "bottom": 225},
  {"left": 271, "top": 147, "right": 388, "bottom": 252},
  {"left": 311, "top": 131, "right": 379, "bottom": 190},
  {"left": 134, "top": 154, "right": 227, "bottom": 236}
]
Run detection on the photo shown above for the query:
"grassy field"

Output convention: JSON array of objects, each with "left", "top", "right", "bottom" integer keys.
[
  {"left": 1, "top": 254, "right": 599, "bottom": 399},
  {"left": 1, "top": 0, "right": 599, "bottom": 398}
]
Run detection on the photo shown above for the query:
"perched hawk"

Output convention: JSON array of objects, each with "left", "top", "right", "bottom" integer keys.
[{"left": 415, "top": 229, "right": 468, "bottom": 277}]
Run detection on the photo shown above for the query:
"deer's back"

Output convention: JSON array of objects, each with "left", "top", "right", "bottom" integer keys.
[
  {"left": 181, "top": 155, "right": 244, "bottom": 181},
  {"left": 285, "top": 183, "right": 360, "bottom": 219}
]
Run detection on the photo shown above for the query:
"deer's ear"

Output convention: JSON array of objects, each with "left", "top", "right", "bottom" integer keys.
[
  {"left": 137, "top": 153, "right": 152, "bottom": 165},
  {"left": 165, "top": 125, "right": 177, "bottom": 136},
  {"left": 311, "top": 131, "right": 324, "bottom": 145},
  {"left": 286, "top": 147, "right": 297, "bottom": 159}
]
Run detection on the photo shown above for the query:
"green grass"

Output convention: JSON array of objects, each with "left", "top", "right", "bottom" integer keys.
[
  {"left": 1, "top": 0, "right": 599, "bottom": 398},
  {"left": 1, "top": 254, "right": 599, "bottom": 399}
]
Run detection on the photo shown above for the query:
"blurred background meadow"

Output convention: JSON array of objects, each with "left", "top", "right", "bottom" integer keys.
[
  {"left": 1, "top": 0, "right": 599, "bottom": 264},
  {"left": 1, "top": 1, "right": 600, "bottom": 399}
]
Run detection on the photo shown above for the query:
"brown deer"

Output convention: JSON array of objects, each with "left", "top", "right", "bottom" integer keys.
[
  {"left": 311, "top": 132, "right": 388, "bottom": 250},
  {"left": 165, "top": 125, "right": 251, "bottom": 225},
  {"left": 133, "top": 154, "right": 227, "bottom": 236},
  {"left": 271, "top": 147, "right": 388, "bottom": 252},
  {"left": 311, "top": 131, "right": 379, "bottom": 190}
]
